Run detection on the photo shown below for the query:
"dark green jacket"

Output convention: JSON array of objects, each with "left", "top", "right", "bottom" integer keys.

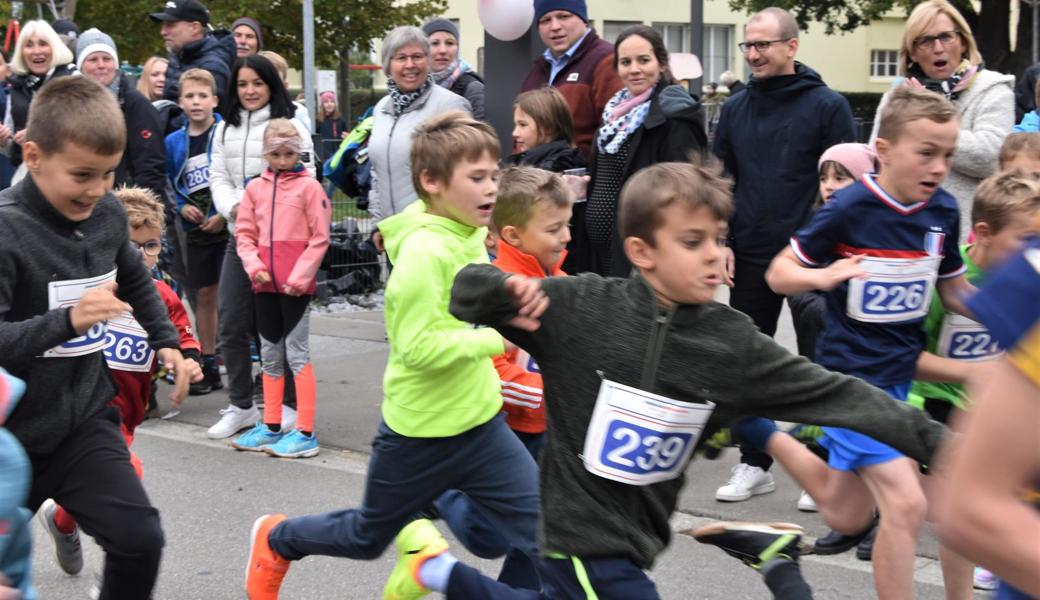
[{"left": 450, "top": 265, "right": 947, "bottom": 569}]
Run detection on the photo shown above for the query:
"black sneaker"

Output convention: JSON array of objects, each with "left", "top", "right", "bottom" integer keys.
[
  {"left": 812, "top": 516, "right": 876, "bottom": 555},
  {"left": 189, "top": 365, "right": 224, "bottom": 396},
  {"left": 855, "top": 524, "right": 877, "bottom": 561},
  {"left": 689, "top": 521, "right": 803, "bottom": 569}
]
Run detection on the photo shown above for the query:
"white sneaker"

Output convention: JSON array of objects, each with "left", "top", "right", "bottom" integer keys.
[
  {"left": 281, "top": 405, "right": 297, "bottom": 432},
  {"left": 207, "top": 404, "right": 260, "bottom": 439},
  {"left": 37, "top": 498, "right": 83, "bottom": 575},
  {"left": 797, "top": 489, "right": 818, "bottom": 512},
  {"left": 715, "top": 464, "right": 776, "bottom": 502}
]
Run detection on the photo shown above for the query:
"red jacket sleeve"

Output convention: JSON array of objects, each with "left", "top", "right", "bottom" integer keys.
[
  {"left": 494, "top": 349, "right": 546, "bottom": 434},
  {"left": 156, "top": 280, "right": 201, "bottom": 359}
]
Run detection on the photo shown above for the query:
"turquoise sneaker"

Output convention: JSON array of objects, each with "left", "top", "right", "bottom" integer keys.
[
  {"left": 232, "top": 423, "right": 283, "bottom": 452},
  {"left": 264, "top": 430, "right": 319, "bottom": 458}
]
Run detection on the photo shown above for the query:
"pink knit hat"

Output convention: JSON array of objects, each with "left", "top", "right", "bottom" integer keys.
[
  {"left": 319, "top": 91, "right": 336, "bottom": 103},
  {"left": 818, "top": 143, "right": 877, "bottom": 182}
]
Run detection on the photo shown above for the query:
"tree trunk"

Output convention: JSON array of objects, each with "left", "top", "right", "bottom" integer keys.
[
  {"left": 338, "top": 55, "right": 351, "bottom": 124},
  {"left": 973, "top": 0, "right": 1033, "bottom": 77}
]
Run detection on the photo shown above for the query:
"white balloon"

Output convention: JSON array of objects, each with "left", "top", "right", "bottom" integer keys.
[{"left": 478, "top": 0, "right": 534, "bottom": 42}]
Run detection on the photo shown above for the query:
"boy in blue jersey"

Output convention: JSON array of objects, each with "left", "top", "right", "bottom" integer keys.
[{"left": 743, "top": 86, "right": 978, "bottom": 599}]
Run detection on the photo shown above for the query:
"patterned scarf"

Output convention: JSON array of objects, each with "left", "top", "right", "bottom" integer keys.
[
  {"left": 907, "top": 59, "right": 978, "bottom": 101},
  {"left": 387, "top": 76, "right": 433, "bottom": 116},
  {"left": 596, "top": 87, "right": 654, "bottom": 155},
  {"left": 432, "top": 59, "right": 475, "bottom": 91}
]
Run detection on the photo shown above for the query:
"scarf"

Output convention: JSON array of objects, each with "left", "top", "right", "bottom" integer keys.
[
  {"left": 907, "top": 59, "right": 978, "bottom": 101},
  {"left": 596, "top": 86, "right": 654, "bottom": 155},
  {"left": 432, "top": 59, "right": 474, "bottom": 90},
  {"left": 387, "top": 76, "right": 433, "bottom": 116}
]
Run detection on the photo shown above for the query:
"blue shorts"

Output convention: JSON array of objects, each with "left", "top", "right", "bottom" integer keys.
[
  {"left": 820, "top": 383, "right": 910, "bottom": 472},
  {"left": 996, "top": 581, "right": 1035, "bottom": 600}
]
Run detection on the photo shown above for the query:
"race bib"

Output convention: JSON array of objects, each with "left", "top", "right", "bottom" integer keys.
[
  {"left": 847, "top": 256, "right": 940, "bottom": 323},
  {"left": 183, "top": 153, "right": 210, "bottom": 195},
  {"left": 515, "top": 349, "right": 540, "bottom": 374},
  {"left": 43, "top": 270, "right": 117, "bottom": 358},
  {"left": 102, "top": 312, "right": 156, "bottom": 372},
  {"left": 937, "top": 313, "right": 1001, "bottom": 361},
  {"left": 582, "top": 378, "right": 714, "bottom": 486}
]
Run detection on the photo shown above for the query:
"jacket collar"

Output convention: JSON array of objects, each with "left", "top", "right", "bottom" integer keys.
[
  {"left": 18, "top": 175, "right": 90, "bottom": 234},
  {"left": 260, "top": 164, "right": 307, "bottom": 182},
  {"left": 624, "top": 274, "right": 708, "bottom": 322},
  {"left": 494, "top": 240, "right": 566, "bottom": 277}
]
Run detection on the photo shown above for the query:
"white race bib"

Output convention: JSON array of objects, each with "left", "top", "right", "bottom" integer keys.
[
  {"left": 43, "top": 270, "right": 117, "bottom": 358},
  {"left": 582, "top": 378, "right": 714, "bottom": 486},
  {"left": 847, "top": 256, "right": 940, "bottom": 323},
  {"left": 102, "top": 312, "right": 156, "bottom": 372},
  {"left": 937, "top": 313, "right": 1001, "bottom": 362},
  {"left": 183, "top": 153, "right": 210, "bottom": 195}
]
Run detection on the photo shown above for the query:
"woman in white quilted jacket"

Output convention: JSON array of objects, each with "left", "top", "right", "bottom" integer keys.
[{"left": 208, "top": 54, "right": 316, "bottom": 440}]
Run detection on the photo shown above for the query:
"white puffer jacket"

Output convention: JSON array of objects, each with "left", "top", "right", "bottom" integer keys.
[
  {"left": 871, "top": 69, "right": 1014, "bottom": 241},
  {"left": 210, "top": 104, "right": 316, "bottom": 233}
]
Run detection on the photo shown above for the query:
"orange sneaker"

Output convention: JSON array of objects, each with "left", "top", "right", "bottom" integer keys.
[{"left": 246, "top": 514, "right": 290, "bottom": 599}]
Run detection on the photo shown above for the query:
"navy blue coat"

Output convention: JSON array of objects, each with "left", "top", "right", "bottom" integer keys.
[
  {"left": 713, "top": 63, "right": 856, "bottom": 265},
  {"left": 163, "top": 30, "right": 236, "bottom": 104}
]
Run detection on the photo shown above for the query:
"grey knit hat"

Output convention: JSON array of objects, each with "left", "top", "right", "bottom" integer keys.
[
  {"left": 422, "top": 19, "right": 459, "bottom": 41},
  {"left": 76, "top": 28, "right": 118, "bottom": 71}
]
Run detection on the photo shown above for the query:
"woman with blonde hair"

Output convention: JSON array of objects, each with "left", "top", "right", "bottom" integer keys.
[
  {"left": 137, "top": 56, "right": 168, "bottom": 102},
  {"left": 870, "top": 0, "right": 1013, "bottom": 241},
  {"left": 0, "top": 20, "right": 76, "bottom": 166}
]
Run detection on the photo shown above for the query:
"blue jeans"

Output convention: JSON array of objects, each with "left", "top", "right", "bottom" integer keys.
[{"left": 269, "top": 414, "right": 541, "bottom": 589}]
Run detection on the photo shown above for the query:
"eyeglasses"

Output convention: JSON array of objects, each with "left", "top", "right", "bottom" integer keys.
[
  {"left": 737, "top": 39, "right": 791, "bottom": 54},
  {"left": 913, "top": 30, "right": 960, "bottom": 49},
  {"left": 391, "top": 53, "right": 426, "bottom": 65},
  {"left": 131, "top": 240, "right": 162, "bottom": 257}
]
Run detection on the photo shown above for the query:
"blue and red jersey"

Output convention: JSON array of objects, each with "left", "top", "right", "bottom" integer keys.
[{"left": 790, "top": 174, "right": 964, "bottom": 386}]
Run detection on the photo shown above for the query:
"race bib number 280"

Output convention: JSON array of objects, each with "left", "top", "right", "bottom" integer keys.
[
  {"left": 847, "top": 256, "right": 940, "bottom": 324},
  {"left": 582, "top": 379, "right": 714, "bottom": 486},
  {"left": 42, "top": 270, "right": 117, "bottom": 358}
]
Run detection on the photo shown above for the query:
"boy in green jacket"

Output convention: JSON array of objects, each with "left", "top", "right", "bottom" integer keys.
[
  {"left": 389, "top": 160, "right": 949, "bottom": 599},
  {"left": 244, "top": 112, "right": 541, "bottom": 599}
]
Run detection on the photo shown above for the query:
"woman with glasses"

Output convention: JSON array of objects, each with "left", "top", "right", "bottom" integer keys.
[
  {"left": 870, "top": 0, "right": 1013, "bottom": 242},
  {"left": 583, "top": 24, "right": 707, "bottom": 277},
  {"left": 368, "top": 26, "right": 472, "bottom": 254}
]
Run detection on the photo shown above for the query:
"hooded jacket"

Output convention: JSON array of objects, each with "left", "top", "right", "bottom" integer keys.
[
  {"left": 209, "top": 104, "right": 315, "bottom": 234},
  {"left": 368, "top": 84, "right": 471, "bottom": 224},
  {"left": 114, "top": 72, "right": 168, "bottom": 205},
  {"left": 714, "top": 63, "right": 857, "bottom": 265},
  {"left": 377, "top": 201, "right": 504, "bottom": 438},
  {"left": 450, "top": 263, "right": 948, "bottom": 568},
  {"left": 491, "top": 241, "right": 566, "bottom": 434},
  {"left": 521, "top": 30, "right": 624, "bottom": 156},
  {"left": 870, "top": 69, "right": 1015, "bottom": 242},
  {"left": 163, "top": 30, "right": 236, "bottom": 103},
  {"left": 586, "top": 82, "right": 708, "bottom": 276},
  {"left": 235, "top": 165, "right": 331, "bottom": 295},
  {"left": 165, "top": 113, "right": 224, "bottom": 226}
]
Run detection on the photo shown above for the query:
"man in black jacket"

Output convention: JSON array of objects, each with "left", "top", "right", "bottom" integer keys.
[
  {"left": 151, "top": 0, "right": 235, "bottom": 102},
  {"left": 77, "top": 29, "right": 168, "bottom": 206},
  {"left": 712, "top": 7, "right": 856, "bottom": 505}
]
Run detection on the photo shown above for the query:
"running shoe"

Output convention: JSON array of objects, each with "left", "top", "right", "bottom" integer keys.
[
  {"left": 689, "top": 521, "right": 803, "bottom": 569},
  {"left": 264, "top": 430, "right": 319, "bottom": 458},
  {"left": 232, "top": 423, "right": 283, "bottom": 452},
  {"left": 246, "top": 514, "right": 289, "bottom": 600},
  {"left": 37, "top": 499, "right": 83, "bottom": 575},
  {"left": 383, "top": 519, "right": 448, "bottom": 600}
]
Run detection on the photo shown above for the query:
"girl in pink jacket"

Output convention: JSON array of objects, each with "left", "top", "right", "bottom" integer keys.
[{"left": 232, "top": 119, "right": 331, "bottom": 458}]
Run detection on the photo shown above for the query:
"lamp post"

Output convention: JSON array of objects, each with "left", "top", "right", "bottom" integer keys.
[{"left": 302, "top": 0, "right": 316, "bottom": 133}]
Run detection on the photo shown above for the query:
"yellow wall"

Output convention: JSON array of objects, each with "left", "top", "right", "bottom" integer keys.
[{"left": 374, "top": 0, "right": 910, "bottom": 93}]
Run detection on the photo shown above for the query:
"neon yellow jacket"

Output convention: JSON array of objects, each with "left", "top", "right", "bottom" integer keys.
[{"left": 378, "top": 201, "right": 504, "bottom": 437}]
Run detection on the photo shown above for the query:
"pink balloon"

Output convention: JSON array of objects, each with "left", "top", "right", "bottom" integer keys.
[{"left": 478, "top": 0, "right": 534, "bottom": 41}]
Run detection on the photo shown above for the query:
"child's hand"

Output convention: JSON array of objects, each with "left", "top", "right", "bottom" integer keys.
[
  {"left": 199, "top": 214, "right": 225, "bottom": 233},
  {"left": 0, "top": 573, "right": 21, "bottom": 600},
  {"left": 184, "top": 358, "right": 204, "bottom": 383},
  {"left": 372, "top": 230, "right": 385, "bottom": 253},
  {"left": 157, "top": 348, "right": 190, "bottom": 409},
  {"left": 12, "top": 130, "right": 25, "bottom": 146},
  {"left": 180, "top": 205, "right": 205, "bottom": 224},
  {"left": 817, "top": 255, "right": 868, "bottom": 291},
  {"left": 504, "top": 275, "right": 548, "bottom": 332},
  {"left": 282, "top": 283, "right": 303, "bottom": 297},
  {"left": 69, "top": 282, "right": 131, "bottom": 335},
  {"left": 253, "top": 271, "right": 272, "bottom": 285},
  {"left": 722, "top": 246, "right": 735, "bottom": 287},
  {"left": 0, "top": 124, "right": 12, "bottom": 146}
]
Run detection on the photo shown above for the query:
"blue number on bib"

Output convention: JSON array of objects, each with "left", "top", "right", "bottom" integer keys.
[
  {"left": 61, "top": 321, "right": 107, "bottom": 352},
  {"left": 599, "top": 419, "right": 693, "bottom": 476},
  {"left": 103, "top": 327, "right": 152, "bottom": 370},
  {"left": 948, "top": 331, "right": 1000, "bottom": 360},
  {"left": 860, "top": 280, "right": 929, "bottom": 317},
  {"left": 526, "top": 356, "right": 540, "bottom": 374}
]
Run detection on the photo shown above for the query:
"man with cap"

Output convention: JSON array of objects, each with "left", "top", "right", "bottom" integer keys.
[
  {"left": 77, "top": 28, "right": 168, "bottom": 206},
  {"left": 520, "top": 0, "right": 622, "bottom": 157},
  {"left": 422, "top": 18, "right": 485, "bottom": 120},
  {"left": 150, "top": 0, "right": 235, "bottom": 103},
  {"left": 231, "top": 17, "right": 263, "bottom": 58}
]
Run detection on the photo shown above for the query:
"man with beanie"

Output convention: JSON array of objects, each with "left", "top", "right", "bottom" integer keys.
[
  {"left": 231, "top": 17, "right": 263, "bottom": 58},
  {"left": 422, "top": 18, "right": 485, "bottom": 120},
  {"left": 521, "top": 0, "right": 622, "bottom": 157},
  {"left": 150, "top": 0, "right": 235, "bottom": 103},
  {"left": 52, "top": 18, "right": 79, "bottom": 55},
  {"left": 77, "top": 28, "right": 168, "bottom": 206}
]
